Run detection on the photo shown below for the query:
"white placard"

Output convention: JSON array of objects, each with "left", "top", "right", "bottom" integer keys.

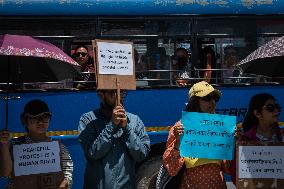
[
  {"left": 13, "top": 141, "right": 61, "bottom": 176},
  {"left": 97, "top": 42, "right": 133, "bottom": 75},
  {"left": 238, "top": 146, "right": 284, "bottom": 179}
]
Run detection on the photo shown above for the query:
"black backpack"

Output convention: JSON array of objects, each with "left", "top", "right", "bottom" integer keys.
[{"left": 155, "top": 164, "right": 185, "bottom": 189}]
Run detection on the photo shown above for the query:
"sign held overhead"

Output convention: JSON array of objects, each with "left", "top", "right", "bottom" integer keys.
[{"left": 93, "top": 39, "right": 136, "bottom": 90}]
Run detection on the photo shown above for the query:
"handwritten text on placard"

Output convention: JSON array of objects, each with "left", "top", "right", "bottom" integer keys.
[
  {"left": 97, "top": 42, "right": 133, "bottom": 75},
  {"left": 13, "top": 141, "right": 61, "bottom": 176},
  {"left": 239, "top": 146, "right": 284, "bottom": 179},
  {"left": 180, "top": 112, "right": 236, "bottom": 160}
]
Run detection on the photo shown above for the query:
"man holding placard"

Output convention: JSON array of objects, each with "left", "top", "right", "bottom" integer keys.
[
  {"left": 78, "top": 89, "right": 150, "bottom": 189},
  {"left": 162, "top": 81, "right": 235, "bottom": 189},
  {"left": 78, "top": 39, "right": 149, "bottom": 189}
]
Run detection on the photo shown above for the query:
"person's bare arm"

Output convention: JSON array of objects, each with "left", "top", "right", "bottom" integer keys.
[
  {"left": 0, "top": 130, "right": 12, "bottom": 177},
  {"left": 59, "top": 179, "right": 69, "bottom": 189}
]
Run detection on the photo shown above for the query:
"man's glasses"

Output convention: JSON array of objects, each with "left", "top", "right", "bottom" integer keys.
[
  {"left": 75, "top": 52, "right": 88, "bottom": 57},
  {"left": 28, "top": 114, "right": 51, "bottom": 124},
  {"left": 201, "top": 94, "right": 220, "bottom": 102},
  {"left": 263, "top": 104, "right": 281, "bottom": 113}
]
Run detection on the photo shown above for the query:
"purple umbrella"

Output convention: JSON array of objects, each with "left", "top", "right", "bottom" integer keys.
[
  {"left": 0, "top": 34, "right": 81, "bottom": 129},
  {"left": 237, "top": 36, "right": 284, "bottom": 77},
  {"left": 0, "top": 34, "right": 81, "bottom": 83}
]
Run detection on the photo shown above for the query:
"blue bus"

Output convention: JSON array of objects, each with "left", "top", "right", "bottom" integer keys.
[{"left": 1, "top": 1, "right": 284, "bottom": 188}]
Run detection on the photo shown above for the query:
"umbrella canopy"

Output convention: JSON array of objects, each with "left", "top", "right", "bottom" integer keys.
[
  {"left": 0, "top": 34, "right": 81, "bottom": 83},
  {"left": 237, "top": 36, "right": 284, "bottom": 77},
  {"left": 0, "top": 34, "right": 82, "bottom": 129}
]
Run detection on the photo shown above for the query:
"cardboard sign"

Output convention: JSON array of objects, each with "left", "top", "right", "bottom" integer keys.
[
  {"left": 12, "top": 141, "right": 64, "bottom": 189},
  {"left": 237, "top": 142, "right": 284, "bottom": 189},
  {"left": 97, "top": 41, "right": 133, "bottom": 75},
  {"left": 93, "top": 39, "right": 136, "bottom": 90},
  {"left": 180, "top": 112, "right": 236, "bottom": 160},
  {"left": 13, "top": 141, "right": 61, "bottom": 176},
  {"left": 14, "top": 172, "right": 64, "bottom": 189}
]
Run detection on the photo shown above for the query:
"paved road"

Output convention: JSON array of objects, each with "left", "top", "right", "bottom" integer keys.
[{"left": 227, "top": 182, "right": 236, "bottom": 189}]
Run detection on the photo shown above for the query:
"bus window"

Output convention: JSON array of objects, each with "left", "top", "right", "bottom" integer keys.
[
  {"left": 1, "top": 16, "right": 283, "bottom": 88},
  {"left": 195, "top": 17, "right": 265, "bottom": 84},
  {"left": 193, "top": 17, "right": 284, "bottom": 85},
  {"left": 100, "top": 18, "right": 192, "bottom": 87},
  {"left": 100, "top": 18, "right": 191, "bottom": 36}
]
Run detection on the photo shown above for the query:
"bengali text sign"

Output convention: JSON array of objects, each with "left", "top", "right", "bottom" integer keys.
[
  {"left": 97, "top": 41, "right": 133, "bottom": 75},
  {"left": 238, "top": 146, "right": 284, "bottom": 179},
  {"left": 180, "top": 112, "right": 236, "bottom": 160},
  {"left": 13, "top": 141, "right": 61, "bottom": 176}
]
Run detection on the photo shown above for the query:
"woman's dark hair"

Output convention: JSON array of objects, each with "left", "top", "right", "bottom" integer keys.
[
  {"left": 20, "top": 99, "right": 51, "bottom": 132},
  {"left": 184, "top": 96, "right": 202, "bottom": 112},
  {"left": 173, "top": 48, "right": 189, "bottom": 70},
  {"left": 175, "top": 47, "right": 189, "bottom": 55},
  {"left": 74, "top": 45, "right": 89, "bottom": 52},
  {"left": 242, "top": 93, "right": 276, "bottom": 132}
]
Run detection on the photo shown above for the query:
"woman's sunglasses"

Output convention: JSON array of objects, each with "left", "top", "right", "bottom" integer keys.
[
  {"left": 75, "top": 52, "right": 88, "bottom": 57},
  {"left": 201, "top": 94, "right": 220, "bottom": 102},
  {"left": 263, "top": 104, "right": 281, "bottom": 113}
]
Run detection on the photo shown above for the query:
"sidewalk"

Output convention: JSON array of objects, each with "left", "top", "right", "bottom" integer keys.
[{"left": 227, "top": 182, "right": 236, "bottom": 189}]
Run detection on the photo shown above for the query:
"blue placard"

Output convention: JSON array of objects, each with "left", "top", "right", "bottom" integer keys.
[{"left": 180, "top": 112, "right": 236, "bottom": 160}]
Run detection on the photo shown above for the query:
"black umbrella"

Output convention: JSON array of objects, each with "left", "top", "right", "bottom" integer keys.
[{"left": 237, "top": 36, "right": 284, "bottom": 77}]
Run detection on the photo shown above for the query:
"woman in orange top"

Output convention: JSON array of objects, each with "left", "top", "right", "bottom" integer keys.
[{"left": 163, "top": 81, "right": 231, "bottom": 189}]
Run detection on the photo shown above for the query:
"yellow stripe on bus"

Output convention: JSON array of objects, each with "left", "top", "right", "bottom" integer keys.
[
  {"left": 10, "top": 130, "right": 79, "bottom": 138},
  {"left": 237, "top": 122, "right": 284, "bottom": 128},
  {"left": 10, "top": 127, "right": 171, "bottom": 137},
  {"left": 146, "top": 127, "right": 170, "bottom": 132},
  {"left": 9, "top": 122, "right": 284, "bottom": 137}
]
